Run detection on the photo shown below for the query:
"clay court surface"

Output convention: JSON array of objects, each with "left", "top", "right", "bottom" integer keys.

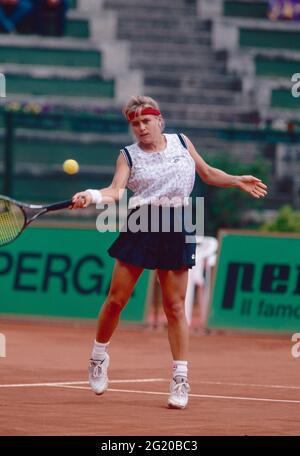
[{"left": 0, "top": 319, "right": 299, "bottom": 436}]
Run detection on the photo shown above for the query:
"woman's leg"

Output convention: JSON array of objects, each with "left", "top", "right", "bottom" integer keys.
[
  {"left": 89, "top": 259, "right": 143, "bottom": 395},
  {"left": 157, "top": 267, "right": 190, "bottom": 408},
  {"left": 96, "top": 259, "right": 144, "bottom": 342},
  {"left": 156, "top": 268, "right": 189, "bottom": 360}
]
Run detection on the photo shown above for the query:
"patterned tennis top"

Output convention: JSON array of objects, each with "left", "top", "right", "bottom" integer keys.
[{"left": 120, "top": 133, "right": 195, "bottom": 209}]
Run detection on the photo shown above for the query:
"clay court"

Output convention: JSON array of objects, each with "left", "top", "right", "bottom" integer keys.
[{"left": 0, "top": 319, "right": 299, "bottom": 436}]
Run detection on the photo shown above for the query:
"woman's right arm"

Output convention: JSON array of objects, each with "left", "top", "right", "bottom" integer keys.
[{"left": 71, "top": 153, "right": 130, "bottom": 208}]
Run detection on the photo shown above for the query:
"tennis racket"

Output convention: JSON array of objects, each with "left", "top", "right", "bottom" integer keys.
[{"left": 0, "top": 195, "right": 73, "bottom": 247}]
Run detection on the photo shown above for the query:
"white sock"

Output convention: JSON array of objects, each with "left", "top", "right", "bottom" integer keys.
[
  {"left": 91, "top": 340, "right": 110, "bottom": 361},
  {"left": 172, "top": 360, "right": 188, "bottom": 379}
]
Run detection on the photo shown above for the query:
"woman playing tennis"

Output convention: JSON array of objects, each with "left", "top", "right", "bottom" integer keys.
[{"left": 71, "top": 95, "right": 267, "bottom": 409}]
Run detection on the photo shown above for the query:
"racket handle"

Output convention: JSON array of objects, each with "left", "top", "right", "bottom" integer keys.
[{"left": 45, "top": 199, "right": 73, "bottom": 212}]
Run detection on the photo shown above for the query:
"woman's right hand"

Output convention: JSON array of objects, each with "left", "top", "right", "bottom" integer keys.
[{"left": 71, "top": 191, "right": 92, "bottom": 209}]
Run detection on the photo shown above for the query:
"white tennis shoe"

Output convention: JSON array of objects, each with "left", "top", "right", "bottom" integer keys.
[
  {"left": 88, "top": 353, "right": 109, "bottom": 395},
  {"left": 168, "top": 376, "right": 190, "bottom": 409}
]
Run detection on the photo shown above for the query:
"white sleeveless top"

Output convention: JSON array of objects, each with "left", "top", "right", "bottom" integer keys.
[{"left": 121, "top": 133, "right": 195, "bottom": 209}]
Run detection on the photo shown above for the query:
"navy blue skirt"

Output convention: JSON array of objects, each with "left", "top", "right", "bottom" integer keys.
[{"left": 108, "top": 205, "right": 196, "bottom": 270}]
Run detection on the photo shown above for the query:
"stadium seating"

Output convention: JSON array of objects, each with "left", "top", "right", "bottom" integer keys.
[
  {"left": 0, "top": 0, "right": 143, "bottom": 203},
  {"left": 224, "top": 0, "right": 268, "bottom": 18},
  {"left": 5, "top": 73, "right": 114, "bottom": 98},
  {"left": 255, "top": 54, "right": 300, "bottom": 78},
  {"left": 201, "top": 0, "right": 300, "bottom": 206},
  {"left": 0, "top": 44, "right": 101, "bottom": 67},
  {"left": 65, "top": 18, "right": 89, "bottom": 39},
  {"left": 0, "top": 0, "right": 298, "bottom": 207}
]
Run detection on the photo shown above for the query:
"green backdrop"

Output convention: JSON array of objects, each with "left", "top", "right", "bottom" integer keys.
[
  {"left": 207, "top": 231, "right": 300, "bottom": 333},
  {"left": 0, "top": 225, "right": 150, "bottom": 321}
]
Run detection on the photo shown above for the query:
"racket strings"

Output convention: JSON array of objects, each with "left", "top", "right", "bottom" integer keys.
[{"left": 0, "top": 200, "right": 25, "bottom": 246}]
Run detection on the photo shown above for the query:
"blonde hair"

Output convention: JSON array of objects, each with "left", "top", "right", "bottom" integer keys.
[{"left": 123, "top": 95, "right": 165, "bottom": 130}]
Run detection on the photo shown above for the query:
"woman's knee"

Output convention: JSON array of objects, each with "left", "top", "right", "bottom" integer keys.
[
  {"left": 105, "top": 293, "right": 127, "bottom": 314},
  {"left": 164, "top": 298, "right": 186, "bottom": 321}
]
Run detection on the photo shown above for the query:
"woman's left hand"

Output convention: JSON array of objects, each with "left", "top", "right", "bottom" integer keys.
[{"left": 237, "top": 176, "right": 268, "bottom": 198}]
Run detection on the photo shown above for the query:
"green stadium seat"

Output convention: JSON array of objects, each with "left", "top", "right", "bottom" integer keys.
[
  {"left": 5, "top": 73, "right": 114, "bottom": 98},
  {"left": 0, "top": 46, "right": 101, "bottom": 68},
  {"left": 271, "top": 88, "right": 300, "bottom": 109},
  {"left": 224, "top": 1, "right": 268, "bottom": 19},
  {"left": 255, "top": 55, "right": 300, "bottom": 78},
  {"left": 65, "top": 19, "right": 90, "bottom": 38},
  {"left": 69, "top": 0, "right": 77, "bottom": 8},
  {"left": 240, "top": 28, "right": 300, "bottom": 51}
]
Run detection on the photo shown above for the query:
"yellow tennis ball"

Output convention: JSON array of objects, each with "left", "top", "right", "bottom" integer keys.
[{"left": 63, "top": 159, "right": 79, "bottom": 175}]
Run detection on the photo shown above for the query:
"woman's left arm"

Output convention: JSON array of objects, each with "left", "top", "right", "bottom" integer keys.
[{"left": 184, "top": 135, "right": 268, "bottom": 199}]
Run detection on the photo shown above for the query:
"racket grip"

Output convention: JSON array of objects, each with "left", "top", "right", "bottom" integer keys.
[{"left": 46, "top": 199, "right": 73, "bottom": 211}]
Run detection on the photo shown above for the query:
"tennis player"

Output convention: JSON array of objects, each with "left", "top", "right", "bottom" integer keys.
[{"left": 71, "top": 96, "right": 267, "bottom": 409}]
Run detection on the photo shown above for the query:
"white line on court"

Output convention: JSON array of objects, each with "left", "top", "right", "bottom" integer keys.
[
  {"left": 1, "top": 379, "right": 300, "bottom": 403},
  {"left": 52, "top": 385, "right": 300, "bottom": 404},
  {"left": 2, "top": 378, "right": 300, "bottom": 391},
  {"left": 197, "top": 380, "right": 300, "bottom": 390},
  {"left": 0, "top": 378, "right": 167, "bottom": 388}
]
